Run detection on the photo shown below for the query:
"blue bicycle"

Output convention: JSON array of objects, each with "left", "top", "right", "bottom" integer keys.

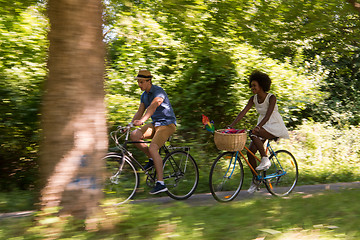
[{"left": 209, "top": 132, "right": 298, "bottom": 202}]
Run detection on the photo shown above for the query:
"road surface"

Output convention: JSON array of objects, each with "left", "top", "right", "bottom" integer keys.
[
  {"left": 1, "top": 181, "right": 359, "bottom": 219},
  {"left": 132, "top": 181, "right": 360, "bottom": 206}
]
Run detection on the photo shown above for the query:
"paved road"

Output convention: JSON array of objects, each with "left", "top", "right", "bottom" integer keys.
[
  {"left": 1, "top": 181, "right": 359, "bottom": 219},
  {"left": 132, "top": 181, "right": 360, "bottom": 206}
]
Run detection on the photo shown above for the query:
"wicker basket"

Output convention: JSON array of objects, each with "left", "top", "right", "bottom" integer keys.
[{"left": 214, "top": 129, "right": 247, "bottom": 151}]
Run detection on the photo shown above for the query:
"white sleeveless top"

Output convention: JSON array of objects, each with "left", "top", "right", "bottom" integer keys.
[{"left": 254, "top": 93, "right": 289, "bottom": 139}]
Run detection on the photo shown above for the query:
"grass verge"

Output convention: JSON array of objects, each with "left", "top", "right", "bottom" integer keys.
[{"left": 1, "top": 188, "right": 359, "bottom": 239}]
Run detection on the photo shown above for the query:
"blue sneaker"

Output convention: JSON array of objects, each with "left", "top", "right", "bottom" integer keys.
[
  {"left": 150, "top": 182, "right": 168, "bottom": 194},
  {"left": 144, "top": 159, "right": 154, "bottom": 170}
]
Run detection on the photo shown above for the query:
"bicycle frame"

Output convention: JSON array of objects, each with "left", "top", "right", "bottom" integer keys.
[
  {"left": 105, "top": 125, "right": 199, "bottom": 203},
  {"left": 230, "top": 140, "right": 286, "bottom": 182},
  {"left": 210, "top": 135, "right": 298, "bottom": 202},
  {"left": 262, "top": 143, "right": 287, "bottom": 180},
  {"left": 110, "top": 125, "right": 155, "bottom": 170},
  {"left": 110, "top": 125, "right": 191, "bottom": 175}
]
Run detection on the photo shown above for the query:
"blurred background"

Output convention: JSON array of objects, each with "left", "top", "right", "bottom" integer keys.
[
  {"left": 1, "top": 0, "right": 359, "bottom": 192},
  {"left": 1, "top": 0, "right": 360, "bottom": 238}
]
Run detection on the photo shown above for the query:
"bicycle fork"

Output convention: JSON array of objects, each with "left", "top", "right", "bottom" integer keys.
[
  {"left": 110, "top": 156, "right": 127, "bottom": 184},
  {"left": 223, "top": 152, "right": 239, "bottom": 179}
]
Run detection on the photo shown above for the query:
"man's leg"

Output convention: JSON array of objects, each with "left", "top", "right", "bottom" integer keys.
[
  {"left": 149, "top": 124, "right": 176, "bottom": 194},
  {"left": 148, "top": 142, "right": 168, "bottom": 195},
  {"left": 148, "top": 143, "right": 163, "bottom": 180},
  {"left": 130, "top": 124, "right": 154, "bottom": 158}
]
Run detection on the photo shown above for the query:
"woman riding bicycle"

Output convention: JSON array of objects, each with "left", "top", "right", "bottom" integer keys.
[{"left": 228, "top": 70, "right": 289, "bottom": 193}]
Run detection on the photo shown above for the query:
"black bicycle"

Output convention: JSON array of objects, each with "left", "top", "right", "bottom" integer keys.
[{"left": 103, "top": 124, "right": 199, "bottom": 205}]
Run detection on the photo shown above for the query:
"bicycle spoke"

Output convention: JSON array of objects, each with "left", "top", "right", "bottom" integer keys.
[
  {"left": 163, "top": 151, "right": 199, "bottom": 200},
  {"left": 264, "top": 150, "right": 298, "bottom": 196},
  {"left": 209, "top": 152, "right": 244, "bottom": 202},
  {"left": 103, "top": 154, "right": 139, "bottom": 205}
]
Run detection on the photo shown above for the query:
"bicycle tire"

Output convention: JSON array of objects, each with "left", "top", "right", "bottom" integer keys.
[
  {"left": 263, "top": 150, "right": 298, "bottom": 197},
  {"left": 163, "top": 150, "right": 199, "bottom": 200},
  {"left": 103, "top": 153, "right": 139, "bottom": 205},
  {"left": 209, "top": 151, "right": 244, "bottom": 202}
]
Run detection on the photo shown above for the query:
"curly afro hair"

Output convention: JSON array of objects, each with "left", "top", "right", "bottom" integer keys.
[{"left": 248, "top": 70, "right": 271, "bottom": 92}]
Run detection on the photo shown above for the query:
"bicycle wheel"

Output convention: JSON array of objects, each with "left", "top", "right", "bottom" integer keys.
[
  {"left": 264, "top": 150, "right": 298, "bottom": 197},
  {"left": 103, "top": 153, "right": 139, "bottom": 205},
  {"left": 209, "top": 151, "right": 244, "bottom": 202},
  {"left": 163, "top": 150, "right": 199, "bottom": 200}
]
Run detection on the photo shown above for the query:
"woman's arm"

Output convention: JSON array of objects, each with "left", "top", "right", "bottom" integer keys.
[{"left": 229, "top": 96, "right": 254, "bottom": 128}]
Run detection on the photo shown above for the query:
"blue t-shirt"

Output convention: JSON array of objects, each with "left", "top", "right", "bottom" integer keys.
[{"left": 140, "top": 85, "right": 177, "bottom": 127}]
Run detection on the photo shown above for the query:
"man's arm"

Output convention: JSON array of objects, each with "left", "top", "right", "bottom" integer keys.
[
  {"left": 132, "top": 103, "right": 146, "bottom": 123},
  {"left": 133, "top": 97, "right": 163, "bottom": 126}
]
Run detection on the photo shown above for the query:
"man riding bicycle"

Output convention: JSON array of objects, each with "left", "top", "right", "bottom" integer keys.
[{"left": 130, "top": 69, "right": 177, "bottom": 194}]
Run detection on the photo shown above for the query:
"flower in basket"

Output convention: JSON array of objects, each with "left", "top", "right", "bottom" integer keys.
[
  {"left": 202, "top": 114, "right": 215, "bottom": 133},
  {"left": 221, "top": 129, "right": 246, "bottom": 134}
]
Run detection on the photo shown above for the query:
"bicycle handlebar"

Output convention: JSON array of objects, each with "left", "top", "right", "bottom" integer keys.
[
  {"left": 110, "top": 123, "right": 135, "bottom": 146},
  {"left": 116, "top": 123, "right": 134, "bottom": 132}
]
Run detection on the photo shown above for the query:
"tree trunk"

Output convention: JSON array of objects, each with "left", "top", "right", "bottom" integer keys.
[
  {"left": 39, "top": 0, "right": 107, "bottom": 221},
  {"left": 347, "top": 0, "right": 360, "bottom": 14}
]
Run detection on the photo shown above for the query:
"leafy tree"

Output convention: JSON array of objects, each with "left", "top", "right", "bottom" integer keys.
[
  {"left": 1, "top": 0, "right": 359, "bottom": 194},
  {"left": 0, "top": 2, "right": 47, "bottom": 190},
  {"left": 303, "top": 50, "right": 360, "bottom": 126},
  {"left": 216, "top": 0, "right": 360, "bottom": 126},
  {"left": 104, "top": 0, "right": 321, "bottom": 137},
  {"left": 170, "top": 44, "right": 239, "bottom": 136}
]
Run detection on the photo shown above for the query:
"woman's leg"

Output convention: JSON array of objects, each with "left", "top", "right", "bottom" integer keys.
[
  {"left": 251, "top": 128, "right": 276, "bottom": 170},
  {"left": 251, "top": 128, "right": 276, "bottom": 158},
  {"left": 247, "top": 141, "right": 258, "bottom": 177}
]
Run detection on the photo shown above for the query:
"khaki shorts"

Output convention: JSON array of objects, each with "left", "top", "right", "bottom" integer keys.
[{"left": 138, "top": 123, "right": 176, "bottom": 147}]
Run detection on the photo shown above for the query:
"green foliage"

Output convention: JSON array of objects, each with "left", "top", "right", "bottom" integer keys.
[
  {"left": 232, "top": 0, "right": 359, "bottom": 60},
  {"left": 104, "top": 0, "right": 322, "bottom": 138},
  {"left": 105, "top": 94, "right": 139, "bottom": 127},
  {"left": 169, "top": 45, "right": 239, "bottom": 135},
  {"left": 272, "top": 122, "right": 360, "bottom": 184},
  {"left": 1, "top": 0, "right": 360, "bottom": 191},
  {"left": 0, "top": 190, "right": 35, "bottom": 212},
  {"left": 302, "top": 51, "right": 360, "bottom": 126},
  {"left": 0, "top": 3, "right": 48, "bottom": 190}
]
